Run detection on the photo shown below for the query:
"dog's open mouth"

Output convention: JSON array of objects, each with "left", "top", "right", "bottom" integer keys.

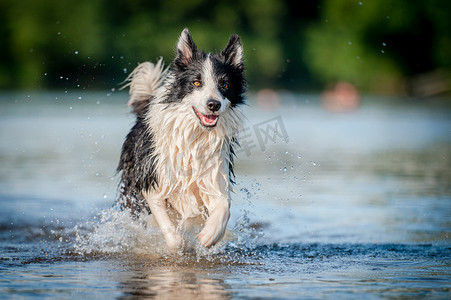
[{"left": 193, "top": 107, "right": 219, "bottom": 127}]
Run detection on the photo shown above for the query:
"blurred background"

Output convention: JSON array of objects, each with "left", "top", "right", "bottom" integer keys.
[
  {"left": 1, "top": 0, "right": 451, "bottom": 97},
  {"left": 1, "top": 2, "right": 451, "bottom": 297}
]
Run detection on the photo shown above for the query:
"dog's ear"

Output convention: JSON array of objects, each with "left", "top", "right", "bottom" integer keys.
[
  {"left": 222, "top": 34, "right": 243, "bottom": 68},
  {"left": 175, "top": 28, "right": 197, "bottom": 69}
]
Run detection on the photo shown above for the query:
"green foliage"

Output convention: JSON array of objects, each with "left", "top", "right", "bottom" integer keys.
[
  {"left": 0, "top": 0, "right": 450, "bottom": 93},
  {"left": 305, "top": 0, "right": 451, "bottom": 93}
]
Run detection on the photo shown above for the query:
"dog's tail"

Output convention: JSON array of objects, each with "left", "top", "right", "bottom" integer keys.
[{"left": 121, "top": 58, "right": 167, "bottom": 117}]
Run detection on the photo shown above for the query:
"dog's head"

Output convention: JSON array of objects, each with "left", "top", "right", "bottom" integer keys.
[{"left": 165, "top": 28, "right": 245, "bottom": 129}]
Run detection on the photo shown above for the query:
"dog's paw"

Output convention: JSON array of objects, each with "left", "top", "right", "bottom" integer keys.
[
  {"left": 198, "top": 223, "right": 225, "bottom": 248},
  {"left": 197, "top": 208, "right": 229, "bottom": 248},
  {"left": 165, "top": 232, "right": 183, "bottom": 252}
]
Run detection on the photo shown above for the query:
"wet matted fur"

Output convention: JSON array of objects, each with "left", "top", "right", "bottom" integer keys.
[{"left": 117, "top": 29, "right": 246, "bottom": 250}]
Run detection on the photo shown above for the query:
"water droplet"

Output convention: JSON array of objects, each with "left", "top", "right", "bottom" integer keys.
[
  {"left": 382, "top": 42, "right": 387, "bottom": 46},
  {"left": 75, "top": 51, "right": 79, "bottom": 55},
  {"left": 297, "top": 153, "right": 302, "bottom": 159},
  {"left": 348, "top": 41, "right": 352, "bottom": 45},
  {"left": 359, "top": 1, "right": 363, "bottom": 5}
]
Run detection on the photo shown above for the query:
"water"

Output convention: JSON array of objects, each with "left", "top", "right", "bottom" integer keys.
[{"left": 1, "top": 91, "right": 450, "bottom": 299}]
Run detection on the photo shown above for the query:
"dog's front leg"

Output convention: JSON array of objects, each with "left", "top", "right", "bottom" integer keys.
[
  {"left": 198, "top": 198, "right": 230, "bottom": 248},
  {"left": 143, "top": 190, "right": 183, "bottom": 252}
]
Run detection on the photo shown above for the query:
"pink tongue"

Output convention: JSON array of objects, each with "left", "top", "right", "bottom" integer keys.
[{"left": 202, "top": 114, "right": 217, "bottom": 125}]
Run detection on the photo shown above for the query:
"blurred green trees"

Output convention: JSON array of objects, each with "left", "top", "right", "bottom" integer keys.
[
  {"left": 305, "top": 0, "right": 451, "bottom": 94},
  {"left": 1, "top": 0, "right": 450, "bottom": 94}
]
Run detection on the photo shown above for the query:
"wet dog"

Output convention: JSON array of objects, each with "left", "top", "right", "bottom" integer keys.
[{"left": 117, "top": 29, "right": 245, "bottom": 251}]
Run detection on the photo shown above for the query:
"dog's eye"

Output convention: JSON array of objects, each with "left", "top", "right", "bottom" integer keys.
[
  {"left": 193, "top": 80, "right": 201, "bottom": 87},
  {"left": 221, "top": 83, "right": 229, "bottom": 89}
]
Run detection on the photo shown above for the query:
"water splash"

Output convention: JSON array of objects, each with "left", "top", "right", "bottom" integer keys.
[
  {"left": 73, "top": 202, "right": 263, "bottom": 259},
  {"left": 74, "top": 207, "right": 166, "bottom": 256}
]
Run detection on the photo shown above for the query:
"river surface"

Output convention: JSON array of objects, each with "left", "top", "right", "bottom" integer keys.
[{"left": 0, "top": 91, "right": 450, "bottom": 299}]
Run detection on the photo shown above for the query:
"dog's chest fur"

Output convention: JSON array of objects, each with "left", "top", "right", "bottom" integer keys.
[{"left": 146, "top": 100, "right": 238, "bottom": 220}]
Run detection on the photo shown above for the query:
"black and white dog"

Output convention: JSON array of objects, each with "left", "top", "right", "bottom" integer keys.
[{"left": 117, "top": 29, "right": 245, "bottom": 251}]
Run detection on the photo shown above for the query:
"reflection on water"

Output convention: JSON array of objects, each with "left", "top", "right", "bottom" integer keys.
[
  {"left": 117, "top": 263, "right": 232, "bottom": 299},
  {"left": 0, "top": 91, "right": 450, "bottom": 298}
]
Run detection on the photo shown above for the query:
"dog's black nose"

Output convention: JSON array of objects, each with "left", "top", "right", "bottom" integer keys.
[{"left": 207, "top": 99, "right": 221, "bottom": 112}]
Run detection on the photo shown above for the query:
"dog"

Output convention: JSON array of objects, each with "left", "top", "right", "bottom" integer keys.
[{"left": 117, "top": 29, "right": 245, "bottom": 251}]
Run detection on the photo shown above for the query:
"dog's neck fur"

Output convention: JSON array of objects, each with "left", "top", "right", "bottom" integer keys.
[{"left": 144, "top": 79, "right": 243, "bottom": 220}]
